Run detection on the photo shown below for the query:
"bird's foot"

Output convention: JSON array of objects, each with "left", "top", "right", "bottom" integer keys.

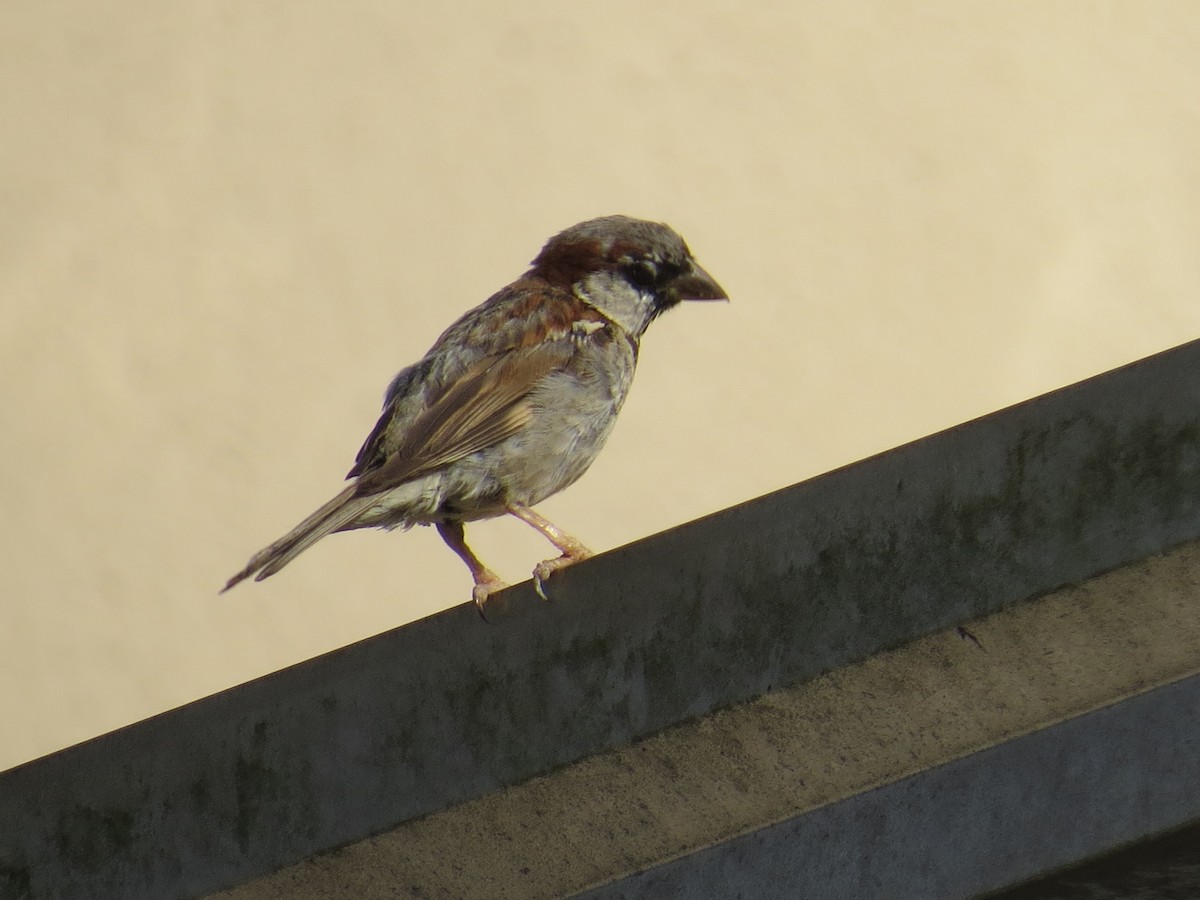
[
  {"left": 472, "top": 573, "right": 509, "bottom": 620},
  {"left": 532, "top": 548, "right": 593, "bottom": 601}
]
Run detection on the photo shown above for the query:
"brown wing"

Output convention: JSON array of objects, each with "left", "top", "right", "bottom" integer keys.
[
  {"left": 348, "top": 280, "right": 609, "bottom": 480},
  {"left": 351, "top": 343, "right": 572, "bottom": 497}
]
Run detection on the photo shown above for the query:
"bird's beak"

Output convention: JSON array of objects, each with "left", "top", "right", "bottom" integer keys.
[{"left": 668, "top": 262, "right": 729, "bottom": 303}]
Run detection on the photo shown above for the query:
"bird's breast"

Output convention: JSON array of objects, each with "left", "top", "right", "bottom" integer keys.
[{"left": 497, "top": 333, "right": 638, "bottom": 505}]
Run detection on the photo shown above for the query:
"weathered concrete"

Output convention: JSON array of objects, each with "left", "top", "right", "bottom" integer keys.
[
  {"left": 212, "top": 539, "right": 1200, "bottom": 899},
  {"left": 4, "top": 337, "right": 1200, "bottom": 899},
  {"left": 988, "top": 817, "right": 1200, "bottom": 898}
]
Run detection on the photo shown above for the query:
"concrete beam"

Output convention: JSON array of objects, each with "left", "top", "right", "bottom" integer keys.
[
  {"left": 212, "top": 539, "right": 1200, "bottom": 898},
  {"left": 4, "top": 337, "right": 1200, "bottom": 899}
]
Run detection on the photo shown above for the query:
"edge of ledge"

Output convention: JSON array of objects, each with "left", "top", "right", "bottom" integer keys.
[{"left": 211, "top": 538, "right": 1200, "bottom": 899}]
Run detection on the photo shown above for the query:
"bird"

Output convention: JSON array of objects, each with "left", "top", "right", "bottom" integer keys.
[{"left": 222, "top": 215, "right": 727, "bottom": 613}]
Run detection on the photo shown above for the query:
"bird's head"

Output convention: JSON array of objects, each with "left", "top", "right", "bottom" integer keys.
[{"left": 530, "top": 215, "right": 728, "bottom": 338}]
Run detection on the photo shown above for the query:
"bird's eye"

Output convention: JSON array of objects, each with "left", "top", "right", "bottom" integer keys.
[{"left": 627, "top": 259, "right": 658, "bottom": 289}]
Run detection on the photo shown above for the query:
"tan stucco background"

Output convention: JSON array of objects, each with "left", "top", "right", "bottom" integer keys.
[{"left": 3, "top": 3, "right": 1199, "bottom": 771}]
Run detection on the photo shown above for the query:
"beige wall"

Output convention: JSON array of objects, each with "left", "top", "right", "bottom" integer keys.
[{"left": 3, "top": 2, "right": 1199, "bottom": 770}]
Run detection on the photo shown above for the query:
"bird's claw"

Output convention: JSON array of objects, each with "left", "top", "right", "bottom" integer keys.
[
  {"left": 533, "top": 567, "right": 551, "bottom": 601},
  {"left": 472, "top": 577, "right": 509, "bottom": 620},
  {"left": 531, "top": 550, "right": 593, "bottom": 601}
]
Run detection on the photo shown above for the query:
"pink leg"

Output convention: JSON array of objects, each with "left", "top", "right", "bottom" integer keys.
[
  {"left": 506, "top": 504, "right": 593, "bottom": 599},
  {"left": 437, "top": 521, "right": 507, "bottom": 614}
]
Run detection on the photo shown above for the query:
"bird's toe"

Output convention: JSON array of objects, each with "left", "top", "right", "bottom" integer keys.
[
  {"left": 532, "top": 554, "right": 588, "bottom": 600},
  {"left": 472, "top": 576, "right": 508, "bottom": 618}
]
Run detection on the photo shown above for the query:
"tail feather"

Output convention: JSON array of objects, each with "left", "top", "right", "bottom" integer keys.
[{"left": 221, "top": 485, "right": 378, "bottom": 593}]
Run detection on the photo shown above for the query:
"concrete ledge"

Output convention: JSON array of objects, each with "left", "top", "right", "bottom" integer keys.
[
  {"left": 4, "top": 337, "right": 1200, "bottom": 899},
  {"left": 987, "top": 816, "right": 1200, "bottom": 898},
  {"left": 213, "top": 539, "right": 1200, "bottom": 898}
]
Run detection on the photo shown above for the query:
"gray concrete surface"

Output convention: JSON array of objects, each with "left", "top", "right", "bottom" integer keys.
[
  {"left": 987, "top": 817, "right": 1200, "bottom": 899},
  {"left": 4, "top": 337, "right": 1200, "bottom": 899},
  {"left": 213, "top": 540, "right": 1200, "bottom": 898}
]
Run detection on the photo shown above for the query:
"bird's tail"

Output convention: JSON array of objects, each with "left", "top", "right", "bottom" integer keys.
[{"left": 221, "top": 485, "right": 378, "bottom": 593}]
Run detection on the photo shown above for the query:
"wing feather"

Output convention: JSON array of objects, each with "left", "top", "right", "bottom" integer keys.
[{"left": 352, "top": 344, "right": 571, "bottom": 497}]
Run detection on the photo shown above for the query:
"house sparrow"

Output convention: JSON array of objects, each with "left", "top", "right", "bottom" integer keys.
[{"left": 222, "top": 215, "right": 727, "bottom": 612}]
